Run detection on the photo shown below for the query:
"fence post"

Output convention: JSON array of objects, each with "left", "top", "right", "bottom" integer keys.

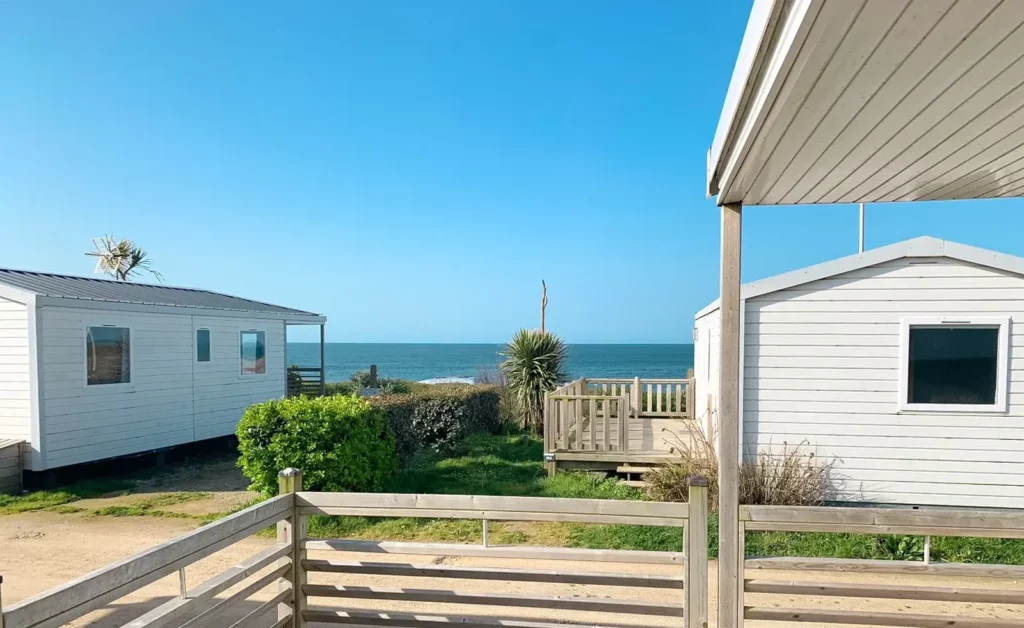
[
  {"left": 1, "top": 574, "right": 5, "bottom": 628},
  {"left": 619, "top": 394, "right": 630, "bottom": 453},
  {"left": 685, "top": 477, "right": 709, "bottom": 628},
  {"left": 685, "top": 368, "right": 695, "bottom": 420},
  {"left": 633, "top": 377, "right": 641, "bottom": 417},
  {"left": 278, "top": 468, "right": 306, "bottom": 628}
]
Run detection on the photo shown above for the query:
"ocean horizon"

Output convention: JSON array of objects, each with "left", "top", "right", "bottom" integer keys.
[{"left": 286, "top": 343, "right": 695, "bottom": 383}]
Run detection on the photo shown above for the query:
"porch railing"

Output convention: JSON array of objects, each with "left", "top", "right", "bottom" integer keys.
[
  {"left": 287, "top": 366, "right": 326, "bottom": 397},
  {"left": 0, "top": 470, "right": 710, "bottom": 628},
  {"left": 543, "top": 370, "right": 695, "bottom": 459}
]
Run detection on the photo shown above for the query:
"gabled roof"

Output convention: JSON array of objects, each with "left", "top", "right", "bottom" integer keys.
[
  {"left": 695, "top": 236, "right": 1024, "bottom": 319},
  {"left": 0, "top": 267, "right": 323, "bottom": 320}
]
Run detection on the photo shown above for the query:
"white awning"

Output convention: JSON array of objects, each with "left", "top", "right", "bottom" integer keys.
[{"left": 708, "top": 0, "right": 1024, "bottom": 206}]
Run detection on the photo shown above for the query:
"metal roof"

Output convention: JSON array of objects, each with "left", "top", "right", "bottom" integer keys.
[
  {"left": 708, "top": 0, "right": 1024, "bottom": 206},
  {"left": 0, "top": 267, "right": 322, "bottom": 319},
  {"left": 695, "top": 236, "right": 1024, "bottom": 318}
]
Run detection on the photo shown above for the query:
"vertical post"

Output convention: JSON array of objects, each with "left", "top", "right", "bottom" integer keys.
[
  {"left": 482, "top": 520, "right": 490, "bottom": 547},
  {"left": 278, "top": 468, "right": 305, "bottom": 628},
  {"left": 858, "top": 203, "right": 865, "bottom": 253},
  {"left": 319, "top": 324, "right": 326, "bottom": 396},
  {"left": 718, "top": 202, "right": 742, "bottom": 628},
  {"left": 1, "top": 574, "right": 6, "bottom": 628},
  {"left": 924, "top": 535, "right": 931, "bottom": 565},
  {"left": 686, "top": 368, "right": 695, "bottom": 420},
  {"left": 178, "top": 569, "right": 187, "bottom": 599},
  {"left": 633, "top": 376, "right": 641, "bottom": 417},
  {"left": 619, "top": 394, "right": 630, "bottom": 453},
  {"left": 685, "top": 477, "right": 709, "bottom": 628}
]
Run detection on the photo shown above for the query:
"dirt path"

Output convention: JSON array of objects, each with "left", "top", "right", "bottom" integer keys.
[{"left": 3, "top": 511, "right": 1022, "bottom": 628}]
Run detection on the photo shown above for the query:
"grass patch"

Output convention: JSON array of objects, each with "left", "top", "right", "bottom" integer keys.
[{"left": 0, "top": 478, "right": 135, "bottom": 515}]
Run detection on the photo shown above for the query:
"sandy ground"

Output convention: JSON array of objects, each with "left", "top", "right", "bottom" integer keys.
[{"left": 2, "top": 510, "right": 1023, "bottom": 628}]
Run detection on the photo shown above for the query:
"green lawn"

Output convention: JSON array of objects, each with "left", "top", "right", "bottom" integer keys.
[
  {"left": 307, "top": 434, "right": 1024, "bottom": 565},
  {"left": 3, "top": 432, "right": 1022, "bottom": 565}
]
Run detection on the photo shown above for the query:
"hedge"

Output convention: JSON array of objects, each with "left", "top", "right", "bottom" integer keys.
[
  {"left": 368, "top": 385, "right": 502, "bottom": 459},
  {"left": 236, "top": 395, "right": 398, "bottom": 495}
]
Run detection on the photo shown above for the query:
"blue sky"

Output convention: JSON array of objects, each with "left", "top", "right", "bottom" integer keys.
[{"left": 4, "top": 2, "right": 1024, "bottom": 343}]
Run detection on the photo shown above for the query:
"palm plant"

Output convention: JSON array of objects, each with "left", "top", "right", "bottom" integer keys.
[
  {"left": 501, "top": 329, "right": 567, "bottom": 433},
  {"left": 86, "top": 236, "right": 163, "bottom": 282}
]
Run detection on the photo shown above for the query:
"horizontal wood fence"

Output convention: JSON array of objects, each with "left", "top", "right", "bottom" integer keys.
[
  {"left": 736, "top": 504, "right": 1024, "bottom": 628},
  {"left": 287, "top": 366, "right": 325, "bottom": 397},
  {"left": 0, "top": 490, "right": 296, "bottom": 628},
  {"left": 0, "top": 471, "right": 710, "bottom": 628}
]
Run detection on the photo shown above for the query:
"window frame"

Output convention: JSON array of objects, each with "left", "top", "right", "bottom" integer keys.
[
  {"left": 196, "top": 328, "right": 211, "bottom": 363},
  {"left": 897, "top": 316, "right": 1010, "bottom": 414},
  {"left": 239, "top": 329, "right": 267, "bottom": 377},
  {"left": 83, "top": 323, "right": 134, "bottom": 389}
]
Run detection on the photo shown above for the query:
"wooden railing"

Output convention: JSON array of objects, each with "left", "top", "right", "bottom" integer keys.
[
  {"left": 287, "top": 365, "right": 325, "bottom": 397},
  {"left": 0, "top": 471, "right": 710, "bottom": 628},
  {"left": 0, "top": 489, "right": 296, "bottom": 628},
  {"left": 732, "top": 505, "right": 1024, "bottom": 627},
  {"left": 542, "top": 371, "right": 695, "bottom": 461}
]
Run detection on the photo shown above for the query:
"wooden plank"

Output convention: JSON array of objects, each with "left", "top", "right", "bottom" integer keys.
[
  {"left": 574, "top": 398, "right": 582, "bottom": 451},
  {"left": 601, "top": 398, "right": 610, "bottom": 451},
  {"left": 225, "top": 589, "right": 291, "bottom": 628},
  {"left": 740, "top": 505, "right": 1024, "bottom": 537},
  {"left": 718, "top": 201, "right": 742, "bottom": 628},
  {"left": 744, "top": 606, "right": 1022, "bottom": 628},
  {"left": 302, "top": 607, "right": 641, "bottom": 628},
  {"left": 302, "top": 560, "right": 684, "bottom": 588},
  {"left": 4, "top": 495, "right": 292, "bottom": 628},
  {"left": 745, "top": 557, "right": 1024, "bottom": 579},
  {"left": 301, "top": 540, "right": 683, "bottom": 565},
  {"left": 298, "top": 506, "right": 685, "bottom": 527},
  {"left": 302, "top": 585, "right": 684, "bottom": 617},
  {"left": 177, "top": 566, "right": 291, "bottom": 628},
  {"left": 744, "top": 580, "right": 1024, "bottom": 604},
  {"left": 588, "top": 399, "right": 596, "bottom": 450},
  {"left": 685, "top": 480, "right": 709, "bottom": 628},
  {"left": 296, "top": 493, "right": 686, "bottom": 520},
  {"left": 122, "top": 545, "right": 290, "bottom": 628}
]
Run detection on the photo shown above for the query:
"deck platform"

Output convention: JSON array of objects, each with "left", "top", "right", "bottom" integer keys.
[{"left": 543, "top": 374, "right": 700, "bottom": 473}]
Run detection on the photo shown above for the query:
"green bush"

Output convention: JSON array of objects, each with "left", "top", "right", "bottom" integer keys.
[
  {"left": 369, "top": 385, "right": 502, "bottom": 459},
  {"left": 236, "top": 395, "right": 398, "bottom": 495}
]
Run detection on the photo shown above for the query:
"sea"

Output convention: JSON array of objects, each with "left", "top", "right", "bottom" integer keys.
[{"left": 286, "top": 343, "right": 695, "bottom": 383}]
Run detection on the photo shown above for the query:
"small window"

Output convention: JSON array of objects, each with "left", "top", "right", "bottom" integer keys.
[
  {"left": 196, "top": 329, "right": 211, "bottom": 362},
  {"left": 899, "top": 317, "right": 1009, "bottom": 413},
  {"left": 86, "top": 326, "right": 131, "bottom": 385},
  {"left": 240, "top": 331, "right": 266, "bottom": 375}
]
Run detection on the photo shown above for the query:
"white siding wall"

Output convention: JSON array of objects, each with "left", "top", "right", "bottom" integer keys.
[
  {"left": 0, "top": 298, "right": 30, "bottom": 441},
  {"left": 192, "top": 316, "right": 285, "bottom": 441},
  {"left": 39, "top": 307, "right": 286, "bottom": 469},
  {"left": 693, "top": 310, "right": 720, "bottom": 441},
  {"left": 745, "top": 257, "right": 1024, "bottom": 509}
]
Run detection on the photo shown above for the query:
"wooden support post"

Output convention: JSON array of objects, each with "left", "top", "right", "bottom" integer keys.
[
  {"left": 685, "top": 477, "right": 709, "bottom": 628},
  {"left": 685, "top": 368, "right": 695, "bottom": 420},
  {"left": 1, "top": 574, "right": 6, "bottom": 628},
  {"left": 178, "top": 568, "right": 187, "bottom": 599},
  {"left": 718, "top": 202, "right": 742, "bottom": 628},
  {"left": 633, "top": 376, "right": 641, "bottom": 417},
  {"left": 278, "top": 468, "right": 305, "bottom": 628},
  {"left": 482, "top": 520, "right": 490, "bottom": 547},
  {"left": 319, "top": 324, "right": 326, "bottom": 396}
]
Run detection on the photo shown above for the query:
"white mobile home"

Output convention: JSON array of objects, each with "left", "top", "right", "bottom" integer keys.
[
  {"left": 0, "top": 268, "right": 324, "bottom": 473},
  {"left": 694, "top": 236, "right": 1024, "bottom": 509}
]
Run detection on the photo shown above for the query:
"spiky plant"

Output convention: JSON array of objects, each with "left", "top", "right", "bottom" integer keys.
[
  {"left": 501, "top": 329, "right": 567, "bottom": 433},
  {"left": 86, "top": 235, "right": 163, "bottom": 282}
]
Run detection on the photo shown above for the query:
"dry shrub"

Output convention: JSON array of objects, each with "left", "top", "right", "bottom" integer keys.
[{"left": 645, "top": 428, "right": 835, "bottom": 508}]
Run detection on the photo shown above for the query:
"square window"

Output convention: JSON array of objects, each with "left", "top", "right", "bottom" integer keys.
[
  {"left": 899, "top": 318, "right": 1009, "bottom": 412},
  {"left": 87, "top": 326, "right": 131, "bottom": 385},
  {"left": 240, "top": 331, "right": 266, "bottom": 375},
  {"left": 197, "top": 329, "right": 211, "bottom": 362}
]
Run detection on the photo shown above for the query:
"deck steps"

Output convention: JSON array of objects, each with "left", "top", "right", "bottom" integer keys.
[{"left": 617, "top": 466, "right": 655, "bottom": 474}]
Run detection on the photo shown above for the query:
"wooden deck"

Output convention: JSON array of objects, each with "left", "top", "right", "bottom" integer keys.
[{"left": 543, "top": 374, "right": 700, "bottom": 472}]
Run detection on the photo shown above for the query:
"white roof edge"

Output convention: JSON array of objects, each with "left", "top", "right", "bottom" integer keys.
[
  {"left": 694, "top": 236, "right": 1024, "bottom": 320},
  {"left": 707, "top": 0, "right": 783, "bottom": 196},
  {"left": 0, "top": 283, "right": 33, "bottom": 305}
]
